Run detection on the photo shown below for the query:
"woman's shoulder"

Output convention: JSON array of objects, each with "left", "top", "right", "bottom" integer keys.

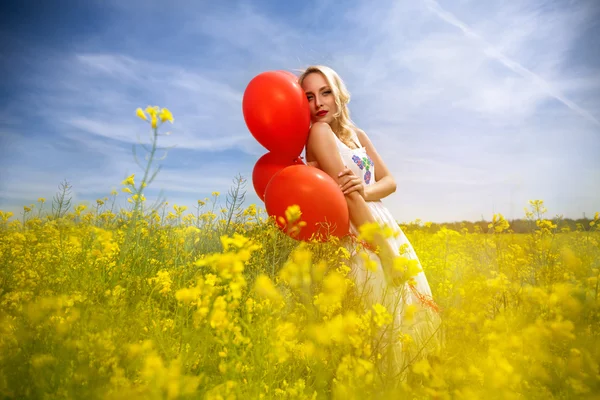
[
  {"left": 310, "top": 121, "right": 334, "bottom": 133},
  {"left": 352, "top": 127, "right": 371, "bottom": 147},
  {"left": 353, "top": 127, "right": 368, "bottom": 140},
  {"left": 308, "top": 122, "right": 337, "bottom": 141}
]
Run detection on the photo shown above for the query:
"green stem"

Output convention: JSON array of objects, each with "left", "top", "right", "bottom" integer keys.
[{"left": 134, "top": 126, "right": 159, "bottom": 218}]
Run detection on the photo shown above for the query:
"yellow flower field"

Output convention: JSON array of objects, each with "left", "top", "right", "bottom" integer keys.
[{"left": 1, "top": 107, "right": 598, "bottom": 399}]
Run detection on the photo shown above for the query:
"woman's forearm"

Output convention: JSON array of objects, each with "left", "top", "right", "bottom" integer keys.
[
  {"left": 345, "top": 192, "right": 396, "bottom": 260},
  {"left": 364, "top": 176, "right": 397, "bottom": 202},
  {"left": 346, "top": 191, "right": 375, "bottom": 225}
]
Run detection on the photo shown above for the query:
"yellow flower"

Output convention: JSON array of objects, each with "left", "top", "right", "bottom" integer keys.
[
  {"left": 122, "top": 174, "right": 135, "bottom": 186},
  {"left": 210, "top": 296, "right": 228, "bottom": 329},
  {"left": 0, "top": 211, "right": 14, "bottom": 222},
  {"left": 136, "top": 108, "right": 148, "bottom": 121},
  {"left": 175, "top": 286, "right": 201, "bottom": 304},
  {"left": 244, "top": 207, "right": 257, "bottom": 217},
  {"left": 129, "top": 194, "right": 146, "bottom": 203},
  {"left": 173, "top": 205, "right": 188, "bottom": 215},
  {"left": 205, "top": 274, "right": 217, "bottom": 286},
  {"left": 37, "top": 198, "right": 46, "bottom": 203},
  {"left": 151, "top": 113, "right": 157, "bottom": 129},
  {"left": 404, "top": 304, "right": 417, "bottom": 322},
  {"left": 313, "top": 271, "right": 348, "bottom": 315},
  {"left": 392, "top": 256, "right": 421, "bottom": 283},
  {"left": 220, "top": 233, "right": 252, "bottom": 251},
  {"left": 359, "top": 252, "right": 378, "bottom": 272},
  {"left": 372, "top": 303, "right": 392, "bottom": 327},
  {"left": 357, "top": 221, "right": 393, "bottom": 244},
  {"left": 30, "top": 354, "right": 57, "bottom": 369},
  {"left": 159, "top": 108, "right": 174, "bottom": 123},
  {"left": 145, "top": 105, "right": 159, "bottom": 117},
  {"left": 254, "top": 274, "right": 283, "bottom": 306},
  {"left": 148, "top": 270, "right": 172, "bottom": 296},
  {"left": 399, "top": 333, "right": 414, "bottom": 351},
  {"left": 212, "top": 191, "right": 220, "bottom": 197},
  {"left": 412, "top": 358, "right": 431, "bottom": 378}
]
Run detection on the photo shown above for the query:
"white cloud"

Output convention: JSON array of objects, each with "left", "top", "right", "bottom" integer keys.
[
  {"left": 25, "top": 52, "right": 262, "bottom": 155},
  {"left": 75, "top": 54, "right": 143, "bottom": 83},
  {"left": 422, "top": 0, "right": 599, "bottom": 125}
]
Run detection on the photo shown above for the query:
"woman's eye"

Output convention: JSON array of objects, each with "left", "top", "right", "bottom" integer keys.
[{"left": 323, "top": 90, "right": 331, "bottom": 95}]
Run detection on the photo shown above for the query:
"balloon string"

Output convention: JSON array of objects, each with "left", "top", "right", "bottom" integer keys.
[
  {"left": 408, "top": 282, "right": 442, "bottom": 314},
  {"left": 347, "top": 233, "right": 378, "bottom": 253}
]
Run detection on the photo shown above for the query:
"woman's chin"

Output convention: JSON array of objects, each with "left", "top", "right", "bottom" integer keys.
[{"left": 312, "top": 116, "right": 333, "bottom": 125}]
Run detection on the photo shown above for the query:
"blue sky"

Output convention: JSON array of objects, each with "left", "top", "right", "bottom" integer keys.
[{"left": 1, "top": 0, "right": 599, "bottom": 223}]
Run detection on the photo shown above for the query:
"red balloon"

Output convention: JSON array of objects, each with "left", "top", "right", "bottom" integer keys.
[
  {"left": 252, "top": 152, "right": 304, "bottom": 202},
  {"left": 277, "top": 70, "right": 299, "bottom": 82},
  {"left": 264, "top": 165, "right": 349, "bottom": 242},
  {"left": 243, "top": 71, "right": 311, "bottom": 158}
]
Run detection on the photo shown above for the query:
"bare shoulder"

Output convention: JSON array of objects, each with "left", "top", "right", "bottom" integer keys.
[
  {"left": 309, "top": 121, "right": 335, "bottom": 136},
  {"left": 355, "top": 128, "right": 374, "bottom": 148},
  {"left": 307, "top": 122, "right": 337, "bottom": 145},
  {"left": 305, "top": 122, "right": 346, "bottom": 175}
]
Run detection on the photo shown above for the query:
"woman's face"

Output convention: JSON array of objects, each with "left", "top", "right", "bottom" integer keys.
[{"left": 301, "top": 72, "right": 337, "bottom": 125}]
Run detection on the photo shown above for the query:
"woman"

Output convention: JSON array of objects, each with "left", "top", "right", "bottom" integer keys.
[{"left": 298, "top": 65, "right": 442, "bottom": 378}]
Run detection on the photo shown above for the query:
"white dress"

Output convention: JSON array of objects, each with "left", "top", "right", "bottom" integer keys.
[{"left": 334, "top": 130, "right": 442, "bottom": 379}]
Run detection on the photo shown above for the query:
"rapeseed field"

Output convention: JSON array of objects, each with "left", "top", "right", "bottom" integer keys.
[{"left": 1, "top": 107, "right": 598, "bottom": 399}]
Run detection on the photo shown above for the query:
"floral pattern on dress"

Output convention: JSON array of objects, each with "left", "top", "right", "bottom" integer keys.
[{"left": 351, "top": 154, "right": 374, "bottom": 184}]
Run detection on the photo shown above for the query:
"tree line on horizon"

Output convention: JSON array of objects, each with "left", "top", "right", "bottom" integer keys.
[{"left": 399, "top": 216, "right": 596, "bottom": 234}]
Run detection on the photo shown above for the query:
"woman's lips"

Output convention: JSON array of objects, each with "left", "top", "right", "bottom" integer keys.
[{"left": 316, "top": 110, "right": 328, "bottom": 117}]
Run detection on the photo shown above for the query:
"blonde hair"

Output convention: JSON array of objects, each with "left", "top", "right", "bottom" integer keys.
[{"left": 297, "top": 65, "right": 362, "bottom": 149}]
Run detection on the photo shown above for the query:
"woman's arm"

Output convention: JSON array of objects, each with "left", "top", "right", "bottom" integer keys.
[
  {"left": 356, "top": 129, "right": 397, "bottom": 202},
  {"left": 306, "top": 123, "right": 398, "bottom": 278},
  {"left": 306, "top": 122, "right": 377, "bottom": 229}
]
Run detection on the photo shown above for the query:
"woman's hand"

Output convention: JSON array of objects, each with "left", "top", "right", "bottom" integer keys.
[{"left": 338, "top": 167, "right": 365, "bottom": 198}]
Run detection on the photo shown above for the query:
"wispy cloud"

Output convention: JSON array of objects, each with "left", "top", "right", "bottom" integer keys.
[
  {"left": 23, "top": 51, "right": 260, "bottom": 154},
  {"left": 423, "top": 0, "right": 600, "bottom": 126}
]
